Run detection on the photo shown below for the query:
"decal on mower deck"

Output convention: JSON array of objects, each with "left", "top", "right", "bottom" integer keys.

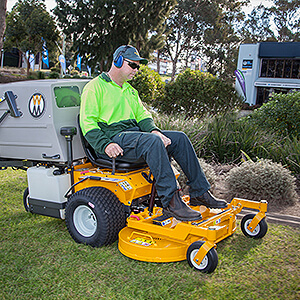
[
  {"left": 119, "top": 180, "right": 132, "bottom": 191},
  {"left": 80, "top": 176, "right": 123, "bottom": 182},
  {"left": 214, "top": 218, "right": 221, "bottom": 225},
  {"left": 130, "top": 237, "right": 153, "bottom": 247},
  {"left": 161, "top": 219, "right": 172, "bottom": 226}
]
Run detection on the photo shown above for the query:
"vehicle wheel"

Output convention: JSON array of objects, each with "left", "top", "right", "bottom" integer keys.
[
  {"left": 23, "top": 187, "right": 31, "bottom": 212},
  {"left": 186, "top": 241, "right": 218, "bottom": 273},
  {"left": 241, "top": 213, "right": 268, "bottom": 239},
  {"left": 65, "top": 187, "right": 126, "bottom": 247}
]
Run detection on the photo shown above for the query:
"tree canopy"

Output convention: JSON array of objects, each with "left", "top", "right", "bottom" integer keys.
[
  {"left": 3, "top": 0, "right": 299, "bottom": 79},
  {"left": 53, "top": 0, "right": 176, "bottom": 71},
  {"left": 4, "top": 0, "right": 59, "bottom": 74}
]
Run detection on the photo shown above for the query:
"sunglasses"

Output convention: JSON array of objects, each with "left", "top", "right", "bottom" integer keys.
[{"left": 124, "top": 59, "right": 140, "bottom": 70}]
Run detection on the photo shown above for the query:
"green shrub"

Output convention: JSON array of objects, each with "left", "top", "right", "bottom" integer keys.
[
  {"left": 71, "top": 70, "right": 79, "bottom": 76},
  {"left": 130, "top": 65, "right": 165, "bottom": 105},
  {"left": 225, "top": 159, "right": 297, "bottom": 205},
  {"left": 51, "top": 63, "right": 61, "bottom": 73},
  {"left": 155, "top": 69, "right": 243, "bottom": 118},
  {"left": 37, "top": 71, "right": 45, "bottom": 79},
  {"left": 48, "top": 72, "right": 60, "bottom": 79},
  {"left": 247, "top": 91, "right": 300, "bottom": 139},
  {"left": 172, "top": 158, "right": 216, "bottom": 193},
  {"left": 27, "top": 71, "right": 38, "bottom": 80},
  {"left": 153, "top": 111, "right": 300, "bottom": 173},
  {"left": 192, "top": 113, "right": 276, "bottom": 163}
]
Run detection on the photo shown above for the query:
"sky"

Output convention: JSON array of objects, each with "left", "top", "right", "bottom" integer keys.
[{"left": 7, "top": 0, "right": 273, "bottom": 15}]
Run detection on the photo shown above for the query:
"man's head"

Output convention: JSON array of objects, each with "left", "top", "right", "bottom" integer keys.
[{"left": 113, "top": 45, "right": 148, "bottom": 69}]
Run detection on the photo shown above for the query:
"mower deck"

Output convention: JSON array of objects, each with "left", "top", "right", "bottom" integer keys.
[{"left": 118, "top": 197, "right": 268, "bottom": 265}]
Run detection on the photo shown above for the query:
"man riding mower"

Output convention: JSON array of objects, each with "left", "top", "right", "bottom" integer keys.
[{"left": 0, "top": 46, "right": 268, "bottom": 273}]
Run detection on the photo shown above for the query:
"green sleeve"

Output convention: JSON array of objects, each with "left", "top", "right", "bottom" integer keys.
[
  {"left": 84, "top": 129, "right": 112, "bottom": 155},
  {"left": 138, "top": 118, "right": 161, "bottom": 133}
]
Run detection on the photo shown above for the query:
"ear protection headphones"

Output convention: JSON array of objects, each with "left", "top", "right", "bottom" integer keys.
[{"left": 114, "top": 45, "right": 130, "bottom": 68}]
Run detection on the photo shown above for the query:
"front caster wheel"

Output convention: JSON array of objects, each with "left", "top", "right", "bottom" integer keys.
[
  {"left": 186, "top": 241, "right": 218, "bottom": 273},
  {"left": 241, "top": 213, "right": 268, "bottom": 239}
]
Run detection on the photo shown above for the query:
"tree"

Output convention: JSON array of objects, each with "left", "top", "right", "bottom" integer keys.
[
  {"left": 240, "top": 4, "right": 277, "bottom": 43},
  {"left": 270, "top": 0, "right": 300, "bottom": 41},
  {"left": 53, "top": 0, "right": 175, "bottom": 72},
  {"left": 164, "top": 0, "right": 247, "bottom": 80},
  {"left": 241, "top": 0, "right": 300, "bottom": 43},
  {"left": 163, "top": 0, "right": 216, "bottom": 80},
  {"left": 0, "top": 0, "right": 7, "bottom": 53},
  {"left": 201, "top": 0, "right": 248, "bottom": 79},
  {"left": 4, "top": 0, "right": 59, "bottom": 75}
]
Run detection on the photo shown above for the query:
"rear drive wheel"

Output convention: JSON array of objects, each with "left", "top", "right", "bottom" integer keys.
[
  {"left": 186, "top": 241, "right": 218, "bottom": 273},
  {"left": 241, "top": 213, "right": 268, "bottom": 239},
  {"left": 65, "top": 187, "right": 126, "bottom": 247}
]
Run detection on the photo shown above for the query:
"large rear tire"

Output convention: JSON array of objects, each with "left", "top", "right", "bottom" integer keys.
[{"left": 65, "top": 187, "right": 126, "bottom": 247}]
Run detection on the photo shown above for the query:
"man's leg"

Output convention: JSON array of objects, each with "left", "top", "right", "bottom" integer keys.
[
  {"left": 163, "top": 130, "right": 227, "bottom": 209},
  {"left": 112, "top": 131, "right": 177, "bottom": 206},
  {"left": 162, "top": 131, "right": 210, "bottom": 197},
  {"left": 111, "top": 131, "right": 202, "bottom": 220}
]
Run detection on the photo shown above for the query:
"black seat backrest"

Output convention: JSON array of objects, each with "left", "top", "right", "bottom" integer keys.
[{"left": 77, "top": 115, "right": 147, "bottom": 171}]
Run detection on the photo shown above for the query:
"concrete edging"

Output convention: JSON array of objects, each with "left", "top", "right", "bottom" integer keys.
[{"left": 238, "top": 209, "right": 300, "bottom": 228}]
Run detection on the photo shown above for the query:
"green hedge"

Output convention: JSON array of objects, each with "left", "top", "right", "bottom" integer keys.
[
  {"left": 246, "top": 91, "right": 300, "bottom": 139},
  {"left": 131, "top": 67, "right": 243, "bottom": 118},
  {"left": 130, "top": 66, "right": 165, "bottom": 105},
  {"left": 155, "top": 69, "right": 243, "bottom": 118}
]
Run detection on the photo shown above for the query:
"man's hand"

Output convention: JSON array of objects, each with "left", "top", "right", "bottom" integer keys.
[
  {"left": 151, "top": 130, "right": 171, "bottom": 147},
  {"left": 105, "top": 143, "right": 124, "bottom": 158}
]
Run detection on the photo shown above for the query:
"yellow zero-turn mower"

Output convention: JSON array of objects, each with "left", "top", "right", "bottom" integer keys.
[{"left": 0, "top": 81, "right": 268, "bottom": 273}]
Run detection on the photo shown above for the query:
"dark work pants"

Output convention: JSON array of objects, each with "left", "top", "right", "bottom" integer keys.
[{"left": 108, "top": 130, "right": 210, "bottom": 208}]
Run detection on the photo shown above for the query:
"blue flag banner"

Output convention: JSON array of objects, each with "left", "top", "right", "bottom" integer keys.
[
  {"left": 59, "top": 54, "right": 66, "bottom": 74},
  {"left": 234, "top": 69, "right": 246, "bottom": 98},
  {"left": 77, "top": 54, "right": 82, "bottom": 71},
  {"left": 42, "top": 38, "right": 49, "bottom": 68}
]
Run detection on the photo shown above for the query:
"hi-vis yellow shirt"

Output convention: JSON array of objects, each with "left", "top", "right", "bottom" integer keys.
[{"left": 80, "top": 73, "right": 159, "bottom": 154}]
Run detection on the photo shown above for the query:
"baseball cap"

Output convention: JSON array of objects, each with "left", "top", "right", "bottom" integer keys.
[{"left": 113, "top": 45, "right": 148, "bottom": 65}]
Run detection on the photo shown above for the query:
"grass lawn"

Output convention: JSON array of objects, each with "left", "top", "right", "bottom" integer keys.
[{"left": 0, "top": 168, "right": 299, "bottom": 300}]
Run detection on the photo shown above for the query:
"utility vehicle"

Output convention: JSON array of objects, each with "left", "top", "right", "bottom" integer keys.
[{"left": 0, "top": 80, "right": 268, "bottom": 273}]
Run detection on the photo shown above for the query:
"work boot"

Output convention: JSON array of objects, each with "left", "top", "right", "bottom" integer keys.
[
  {"left": 190, "top": 191, "right": 228, "bottom": 209},
  {"left": 163, "top": 191, "right": 202, "bottom": 221}
]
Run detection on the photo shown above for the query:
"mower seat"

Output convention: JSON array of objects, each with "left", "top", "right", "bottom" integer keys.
[{"left": 77, "top": 115, "right": 147, "bottom": 171}]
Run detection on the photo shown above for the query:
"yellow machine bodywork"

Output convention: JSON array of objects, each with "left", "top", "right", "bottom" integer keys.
[
  {"left": 71, "top": 162, "right": 268, "bottom": 272},
  {"left": 73, "top": 162, "right": 179, "bottom": 206},
  {"left": 118, "top": 198, "right": 268, "bottom": 264}
]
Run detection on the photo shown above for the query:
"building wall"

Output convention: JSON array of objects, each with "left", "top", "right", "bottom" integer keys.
[{"left": 236, "top": 42, "right": 300, "bottom": 106}]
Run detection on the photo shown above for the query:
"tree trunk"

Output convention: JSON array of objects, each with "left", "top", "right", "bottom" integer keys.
[
  {"left": 18, "top": 50, "right": 22, "bottom": 68},
  {"left": 0, "top": 0, "right": 7, "bottom": 52},
  {"left": 39, "top": 52, "right": 42, "bottom": 70},
  {"left": 171, "top": 60, "right": 176, "bottom": 81},
  {"left": 156, "top": 50, "right": 160, "bottom": 74}
]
